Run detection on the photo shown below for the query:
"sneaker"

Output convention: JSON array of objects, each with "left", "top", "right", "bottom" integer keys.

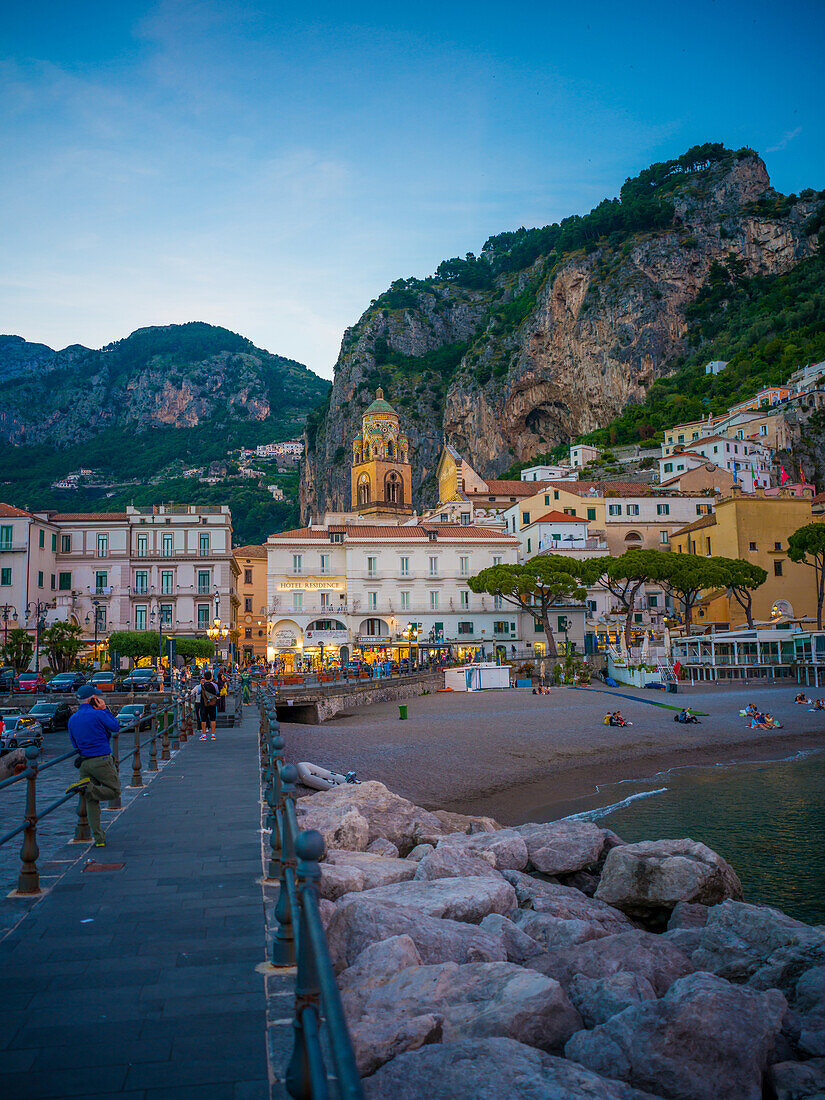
[
  {"left": 199, "top": 734, "right": 207, "bottom": 740},
  {"left": 94, "top": 839, "right": 106, "bottom": 848},
  {"left": 65, "top": 777, "right": 91, "bottom": 795},
  {"left": 211, "top": 734, "right": 217, "bottom": 740}
]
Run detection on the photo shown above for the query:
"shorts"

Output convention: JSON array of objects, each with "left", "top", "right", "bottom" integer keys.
[{"left": 199, "top": 705, "right": 217, "bottom": 725}]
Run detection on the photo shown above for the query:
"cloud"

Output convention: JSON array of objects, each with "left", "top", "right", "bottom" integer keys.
[{"left": 766, "top": 127, "right": 802, "bottom": 153}]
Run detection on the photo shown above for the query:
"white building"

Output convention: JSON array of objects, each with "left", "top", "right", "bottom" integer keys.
[
  {"left": 687, "top": 435, "right": 772, "bottom": 491},
  {"left": 704, "top": 360, "right": 728, "bottom": 376},
  {"left": 569, "top": 444, "right": 601, "bottom": 468},
  {"left": 520, "top": 464, "right": 575, "bottom": 482},
  {"left": 517, "top": 511, "right": 593, "bottom": 560}
]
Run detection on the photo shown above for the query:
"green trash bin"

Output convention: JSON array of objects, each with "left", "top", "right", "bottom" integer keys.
[{"left": 398, "top": 704, "right": 408, "bottom": 720}]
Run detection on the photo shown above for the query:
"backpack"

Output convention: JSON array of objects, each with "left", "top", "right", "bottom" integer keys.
[{"left": 201, "top": 680, "right": 219, "bottom": 704}]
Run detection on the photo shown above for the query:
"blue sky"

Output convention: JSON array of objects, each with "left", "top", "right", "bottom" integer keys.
[{"left": 1, "top": 0, "right": 823, "bottom": 379}]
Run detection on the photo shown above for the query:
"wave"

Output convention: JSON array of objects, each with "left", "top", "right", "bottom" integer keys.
[{"left": 566, "top": 787, "right": 669, "bottom": 822}]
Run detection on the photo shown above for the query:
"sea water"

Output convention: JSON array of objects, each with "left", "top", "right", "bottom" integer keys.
[{"left": 550, "top": 749, "right": 825, "bottom": 925}]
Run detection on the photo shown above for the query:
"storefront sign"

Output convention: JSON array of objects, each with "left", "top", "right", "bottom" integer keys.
[
  {"left": 273, "top": 629, "right": 298, "bottom": 648},
  {"left": 305, "top": 629, "right": 348, "bottom": 643},
  {"left": 277, "top": 581, "right": 345, "bottom": 591}
]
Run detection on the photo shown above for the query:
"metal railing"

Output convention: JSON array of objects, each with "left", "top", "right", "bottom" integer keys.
[
  {"left": 258, "top": 690, "right": 363, "bottom": 1100},
  {"left": 0, "top": 695, "right": 186, "bottom": 895}
]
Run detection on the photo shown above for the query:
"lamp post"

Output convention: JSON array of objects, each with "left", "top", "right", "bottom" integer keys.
[
  {"left": 149, "top": 606, "right": 165, "bottom": 668},
  {"left": 1, "top": 604, "right": 17, "bottom": 663},
  {"left": 25, "top": 600, "right": 49, "bottom": 674},
  {"left": 206, "top": 616, "right": 230, "bottom": 663},
  {"left": 85, "top": 599, "right": 102, "bottom": 669}
]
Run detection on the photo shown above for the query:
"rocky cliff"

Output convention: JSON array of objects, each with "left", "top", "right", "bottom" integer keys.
[
  {"left": 0, "top": 322, "right": 329, "bottom": 448},
  {"left": 301, "top": 145, "right": 822, "bottom": 519}
]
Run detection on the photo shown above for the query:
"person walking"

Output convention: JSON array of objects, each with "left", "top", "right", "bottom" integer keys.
[
  {"left": 198, "top": 669, "right": 219, "bottom": 741},
  {"left": 64, "top": 685, "right": 121, "bottom": 848}
]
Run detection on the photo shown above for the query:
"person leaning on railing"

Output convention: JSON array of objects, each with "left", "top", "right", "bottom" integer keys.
[{"left": 65, "top": 685, "right": 121, "bottom": 848}]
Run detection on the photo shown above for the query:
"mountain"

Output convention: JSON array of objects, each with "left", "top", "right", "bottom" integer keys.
[
  {"left": 300, "top": 143, "right": 825, "bottom": 518},
  {"left": 0, "top": 322, "right": 330, "bottom": 545}
]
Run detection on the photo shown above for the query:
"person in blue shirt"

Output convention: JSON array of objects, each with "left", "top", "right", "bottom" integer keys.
[{"left": 65, "top": 684, "right": 121, "bottom": 847}]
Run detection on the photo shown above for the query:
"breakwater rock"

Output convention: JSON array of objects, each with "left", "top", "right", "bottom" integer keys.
[{"left": 297, "top": 780, "right": 825, "bottom": 1099}]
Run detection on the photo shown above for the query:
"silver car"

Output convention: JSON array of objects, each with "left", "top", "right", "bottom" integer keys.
[{"left": 0, "top": 714, "right": 44, "bottom": 752}]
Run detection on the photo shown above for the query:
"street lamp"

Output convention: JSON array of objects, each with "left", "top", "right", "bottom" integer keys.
[
  {"left": 149, "top": 606, "right": 166, "bottom": 667},
  {"left": 207, "top": 616, "right": 229, "bottom": 663},
  {"left": 25, "top": 600, "right": 49, "bottom": 674},
  {"left": 84, "top": 599, "right": 103, "bottom": 669},
  {"left": 1, "top": 604, "right": 18, "bottom": 663}
]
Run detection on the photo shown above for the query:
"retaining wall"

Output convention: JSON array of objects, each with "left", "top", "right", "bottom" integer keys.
[{"left": 274, "top": 672, "right": 443, "bottom": 724}]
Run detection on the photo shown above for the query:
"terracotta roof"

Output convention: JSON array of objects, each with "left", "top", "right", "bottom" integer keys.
[
  {"left": 50, "top": 512, "right": 129, "bottom": 521},
  {"left": 529, "top": 510, "right": 589, "bottom": 525},
  {"left": 269, "top": 524, "right": 517, "bottom": 542},
  {"left": 0, "top": 502, "right": 33, "bottom": 518},
  {"left": 541, "top": 480, "right": 652, "bottom": 498},
  {"left": 233, "top": 544, "right": 267, "bottom": 559},
  {"left": 482, "top": 480, "right": 547, "bottom": 496},
  {"left": 813, "top": 492, "right": 825, "bottom": 504},
  {"left": 672, "top": 515, "right": 718, "bottom": 536}
]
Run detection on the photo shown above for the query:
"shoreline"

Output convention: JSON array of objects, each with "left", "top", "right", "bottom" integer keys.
[{"left": 440, "top": 729, "right": 825, "bottom": 825}]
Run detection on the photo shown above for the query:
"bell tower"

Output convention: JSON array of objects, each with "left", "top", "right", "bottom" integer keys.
[{"left": 350, "top": 388, "right": 412, "bottom": 518}]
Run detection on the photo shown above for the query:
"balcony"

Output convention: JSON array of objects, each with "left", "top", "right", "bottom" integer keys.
[{"left": 0, "top": 543, "right": 26, "bottom": 552}]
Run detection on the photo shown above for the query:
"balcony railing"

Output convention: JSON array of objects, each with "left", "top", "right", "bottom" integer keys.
[{"left": 0, "top": 543, "right": 26, "bottom": 552}]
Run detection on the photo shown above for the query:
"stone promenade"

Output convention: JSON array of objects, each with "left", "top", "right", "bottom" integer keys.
[{"left": 0, "top": 711, "right": 272, "bottom": 1099}]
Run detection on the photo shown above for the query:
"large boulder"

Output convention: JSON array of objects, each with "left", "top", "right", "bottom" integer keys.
[
  {"left": 480, "top": 914, "right": 549, "bottom": 967},
  {"left": 567, "top": 972, "right": 657, "bottom": 1028},
  {"left": 595, "top": 838, "right": 743, "bottom": 925},
  {"left": 414, "top": 847, "right": 502, "bottom": 882},
  {"left": 511, "top": 910, "right": 628, "bottom": 952},
  {"left": 406, "top": 843, "right": 435, "bottom": 862},
  {"left": 565, "top": 971, "right": 789, "bottom": 1100},
  {"left": 349, "top": 960, "right": 582, "bottom": 1063},
  {"left": 796, "top": 966, "right": 825, "bottom": 1057},
  {"left": 363, "top": 1038, "right": 664, "bottom": 1100},
  {"left": 692, "top": 901, "right": 825, "bottom": 1001},
  {"left": 366, "top": 838, "right": 400, "bottom": 858},
  {"left": 431, "top": 809, "right": 501, "bottom": 834},
  {"left": 339, "top": 876, "right": 517, "bottom": 925},
  {"left": 292, "top": 804, "right": 370, "bottom": 852},
  {"left": 295, "top": 780, "right": 448, "bottom": 854},
  {"left": 435, "top": 829, "right": 529, "bottom": 871},
  {"left": 503, "top": 872, "right": 631, "bottom": 931},
  {"left": 769, "top": 1058, "right": 825, "bottom": 1100},
  {"left": 326, "top": 897, "right": 507, "bottom": 972},
  {"left": 339, "top": 934, "right": 423, "bottom": 1017},
  {"left": 320, "top": 861, "right": 366, "bottom": 901},
  {"left": 533, "top": 929, "right": 694, "bottom": 995},
  {"left": 324, "top": 850, "right": 418, "bottom": 890},
  {"left": 514, "top": 820, "right": 608, "bottom": 875}
]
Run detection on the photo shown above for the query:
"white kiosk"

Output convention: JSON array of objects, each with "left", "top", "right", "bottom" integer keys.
[{"left": 444, "top": 663, "right": 511, "bottom": 691}]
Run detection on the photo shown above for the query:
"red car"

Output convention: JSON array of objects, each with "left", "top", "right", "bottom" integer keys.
[{"left": 16, "top": 671, "right": 47, "bottom": 693}]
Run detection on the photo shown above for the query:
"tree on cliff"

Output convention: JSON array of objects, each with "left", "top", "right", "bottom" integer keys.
[
  {"left": 787, "top": 523, "right": 825, "bottom": 628},
  {"left": 714, "top": 558, "right": 768, "bottom": 628},
  {"left": 468, "top": 557, "right": 588, "bottom": 658}
]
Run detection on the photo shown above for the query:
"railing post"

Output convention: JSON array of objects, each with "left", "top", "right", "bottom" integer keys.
[
  {"left": 17, "top": 746, "right": 40, "bottom": 896},
  {"left": 267, "top": 715, "right": 285, "bottom": 881},
  {"left": 108, "top": 729, "right": 122, "bottom": 809},
  {"left": 286, "top": 830, "right": 326, "bottom": 1100},
  {"left": 73, "top": 789, "right": 92, "bottom": 842},
  {"left": 171, "top": 694, "right": 180, "bottom": 751},
  {"left": 184, "top": 693, "right": 193, "bottom": 741},
  {"left": 161, "top": 705, "right": 171, "bottom": 760},
  {"left": 148, "top": 704, "right": 159, "bottom": 771},
  {"left": 271, "top": 762, "right": 298, "bottom": 967},
  {"left": 130, "top": 718, "right": 143, "bottom": 787}
]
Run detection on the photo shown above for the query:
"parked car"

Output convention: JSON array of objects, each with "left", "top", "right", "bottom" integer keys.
[
  {"left": 90, "top": 671, "right": 117, "bottom": 693},
  {"left": 45, "top": 671, "right": 87, "bottom": 694},
  {"left": 118, "top": 669, "right": 161, "bottom": 692},
  {"left": 16, "top": 671, "right": 47, "bottom": 693},
  {"left": 0, "top": 714, "right": 43, "bottom": 752},
  {"left": 116, "top": 703, "right": 151, "bottom": 731},
  {"left": 0, "top": 666, "right": 16, "bottom": 691},
  {"left": 27, "top": 701, "right": 72, "bottom": 732}
]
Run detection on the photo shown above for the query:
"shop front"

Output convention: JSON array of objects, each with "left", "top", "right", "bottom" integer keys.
[
  {"left": 268, "top": 620, "right": 303, "bottom": 674},
  {"left": 304, "top": 622, "right": 348, "bottom": 669}
]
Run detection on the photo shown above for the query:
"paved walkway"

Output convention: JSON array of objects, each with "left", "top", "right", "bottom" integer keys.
[{"left": 0, "top": 712, "right": 270, "bottom": 1099}]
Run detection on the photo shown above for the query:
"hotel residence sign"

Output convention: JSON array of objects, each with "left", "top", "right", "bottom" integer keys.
[{"left": 277, "top": 581, "right": 345, "bottom": 590}]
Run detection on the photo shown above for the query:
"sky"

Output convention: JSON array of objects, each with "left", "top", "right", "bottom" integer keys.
[{"left": 1, "top": 1, "right": 823, "bottom": 380}]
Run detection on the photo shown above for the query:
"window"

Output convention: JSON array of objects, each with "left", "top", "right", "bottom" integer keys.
[
  {"left": 51, "top": 533, "right": 57, "bottom": 552},
  {"left": 587, "top": 599, "right": 597, "bottom": 613},
  {"left": 97, "top": 534, "right": 108, "bottom": 558},
  {"left": 493, "top": 595, "right": 502, "bottom": 610},
  {"left": 626, "top": 504, "right": 639, "bottom": 516},
  {"left": 39, "top": 529, "right": 45, "bottom": 548},
  {"left": 428, "top": 556, "right": 438, "bottom": 577},
  {"left": 527, "top": 538, "right": 531, "bottom": 553},
  {"left": 0, "top": 526, "right": 12, "bottom": 550},
  {"left": 460, "top": 590, "right": 469, "bottom": 609},
  {"left": 199, "top": 533, "right": 210, "bottom": 557},
  {"left": 608, "top": 504, "right": 622, "bottom": 516},
  {"left": 367, "top": 556, "right": 377, "bottom": 577},
  {"left": 319, "top": 554, "right": 329, "bottom": 576},
  {"left": 292, "top": 592, "right": 303, "bottom": 612},
  {"left": 50, "top": 574, "right": 55, "bottom": 590},
  {"left": 95, "top": 570, "right": 108, "bottom": 593},
  {"left": 429, "top": 591, "right": 439, "bottom": 610},
  {"left": 523, "top": 512, "right": 530, "bottom": 525},
  {"left": 400, "top": 556, "right": 409, "bottom": 576},
  {"left": 136, "top": 533, "right": 148, "bottom": 557},
  {"left": 197, "top": 604, "right": 210, "bottom": 630},
  {"left": 760, "top": 425, "right": 767, "bottom": 436},
  {"left": 134, "top": 571, "right": 148, "bottom": 595},
  {"left": 774, "top": 560, "right": 783, "bottom": 577},
  {"left": 243, "top": 567, "right": 253, "bottom": 584},
  {"left": 587, "top": 507, "right": 596, "bottom": 521},
  {"left": 320, "top": 592, "right": 330, "bottom": 609},
  {"left": 440, "top": 513, "right": 448, "bottom": 523},
  {"left": 564, "top": 508, "right": 577, "bottom": 516},
  {"left": 197, "top": 570, "right": 210, "bottom": 595},
  {"left": 162, "top": 533, "right": 173, "bottom": 555},
  {"left": 400, "top": 591, "right": 410, "bottom": 611},
  {"left": 244, "top": 597, "right": 253, "bottom": 613},
  {"left": 135, "top": 606, "right": 147, "bottom": 631},
  {"left": 0, "top": 568, "right": 10, "bottom": 586},
  {"left": 494, "top": 620, "right": 509, "bottom": 633},
  {"left": 367, "top": 592, "right": 377, "bottom": 610},
  {"left": 460, "top": 512, "right": 470, "bottom": 525},
  {"left": 553, "top": 490, "right": 560, "bottom": 502},
  {"left": 534, "top": 619, "right": 544, "bottom": 633},
  {"left": 774, "top": 541, "right": 782, "bottom": 551},
  {"left": 459, "top": 555, "right": 469, "bottom": 576},
  {"left": 678, "top": 434, "right": 684, "bottom": 443},
  {"left": 749, "top": 541, "right": 757, "bottom": 551},
  {"left": 696, "top": 504, "right": 711, "bottom": 515},
  {"left": 245, "top": 627, "right": 252, "bottom": 639},
  {"left": 292, "top": 554, "right": 302, "bottom": 575},
  {"left": 433, "top": 622, "right": 444, "bottom": 638},
  {"left": 492, "top": 556, "right": 502, "bottom": 566},
  {"left": 634, "top": 612, "right": 643, "bottom": 625},
  {"left": 37, "top": 570, "right": 44, "bottom": 588},
  {"left": 96, "top": 607, "right": 107, "bottom": 630},
  {"left": 706, "top": 537, "right": 712, "bottom": 555},
  {"left": 663, "top": 463, "right": 673, "bottom": 473},
  {"left": 161, "top": 570, "right": 174, "bottom": 594},
  {"left": 660, "top": 530, "right": 669, "bottom": 544},
  {"left": 458, "top": 622, "right": 473, "bottom": 635},
  {"left": 61, "top": 534, "right": 71, "bottom": 553},
  {"left": 58, "top": 571, "right": 71, "bottom": 591},
  {"left": 558, "top": 616, "right": 569, "bottom": 632},
  {"left": 160, "top": 604, "right": 173, "bottom": 627},
  {"left": 656, "top": 504, "right": 670, "bottom": 516},
  {"left": 545, "top": 495, "right": 550, "bottom": 506}
]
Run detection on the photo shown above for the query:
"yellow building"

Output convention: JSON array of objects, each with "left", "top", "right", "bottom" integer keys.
[
  {"left": 233, "top": 544, "right": 269, "bottom": 664},
  {"left": 670, "top": 487, "right": 824, "bottom": 627},
  {"left": 351, "top": 388, "right": 412, "bottom": 518}
]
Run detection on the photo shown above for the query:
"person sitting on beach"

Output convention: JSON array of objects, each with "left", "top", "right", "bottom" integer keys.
[
  {"left": 795, "top": 692, "right": 811, "bottom": 704},
  {"left": 746, "top": 703, "right": 759, "bottom": 719},
  {"left": 674, "top": 708, "right": 699, "bottom": 724},
  {"left": 750, "top": 713, "right": 770, "bottom": 730},
  {"left": 814, "top": 699, "right": 825, "bottom": 711},
  {"left": 610, "top": 710, "right": 630, "bottom": 727},
  {"left": 763, "top": 713, "right": 783, "bottom": 728}
]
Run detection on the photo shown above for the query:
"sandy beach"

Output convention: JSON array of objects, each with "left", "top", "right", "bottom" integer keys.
[{"left": 280, "top": 684, "right": 825, "bottom": 825}]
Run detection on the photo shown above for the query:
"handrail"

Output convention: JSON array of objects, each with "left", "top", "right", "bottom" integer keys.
[{"left": 259, "top": 688, "right": 364, "bottom": 1100}]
